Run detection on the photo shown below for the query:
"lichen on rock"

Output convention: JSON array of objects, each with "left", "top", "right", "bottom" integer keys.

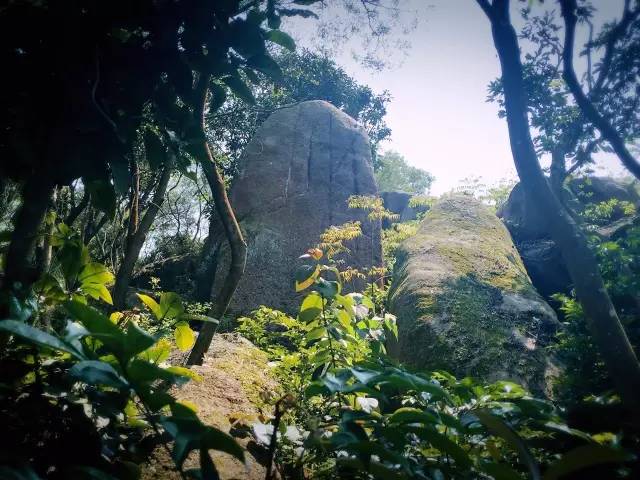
[{"left": 387, "top": 195, "right": 560, "bottom": 396}]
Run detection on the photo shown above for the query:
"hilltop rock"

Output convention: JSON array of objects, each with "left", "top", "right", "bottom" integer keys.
[
  {"left": 209, "top": 100, "right": 382, "bottom": 315},
  {"left": 387, "top": 195, "right": 559, "bottom": 396}
]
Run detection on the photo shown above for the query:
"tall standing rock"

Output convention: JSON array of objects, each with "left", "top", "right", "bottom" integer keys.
[
  {"left": 387, "top": 195, "right": 559, "bottom": 396},
  {"left": 209, "top": 101, "right": 382, "bottom": 315}
]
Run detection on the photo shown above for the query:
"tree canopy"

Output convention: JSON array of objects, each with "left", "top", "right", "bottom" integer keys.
[{"left": 374, "top": 150, "right": 434, "bottom": 194}]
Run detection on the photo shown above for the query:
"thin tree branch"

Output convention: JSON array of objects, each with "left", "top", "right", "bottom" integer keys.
[{"left": 560, "top": 0, "right": 640, "bottom": 180}]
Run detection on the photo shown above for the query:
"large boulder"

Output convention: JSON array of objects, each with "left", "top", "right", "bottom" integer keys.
[
  {"left": 387, "top": 195, "right": 560, "bottom": 396},
  {"left": 499, "top": 177, "right": 639, "bottom": 298},
  {"left": 498, "top": 183, "right": 571, "bottom": 298},
  {"left": 211, "top": 101, "right": 382, "bottom": 315}
]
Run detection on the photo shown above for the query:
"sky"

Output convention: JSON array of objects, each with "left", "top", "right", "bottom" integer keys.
[{"left": 289, "top": 0, "right": 629, "bottom": 195}]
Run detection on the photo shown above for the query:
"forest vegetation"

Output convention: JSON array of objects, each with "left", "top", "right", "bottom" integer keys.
[{"left": 0, "top": 1, "right": 639, "bottom": 479}]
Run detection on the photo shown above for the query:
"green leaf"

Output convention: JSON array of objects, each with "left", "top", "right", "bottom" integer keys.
[
  {"left": 543, "top": 445, "right": 633, "bottom": 480},
  {"left": 178, "top": 314, "right": 219, "bottom": 324},
  {"left": 295, "top": 263, "right": 320, "bottom": 292},
  {"left": 84, "top": 178, "right": 116, "bottom": 218},
  {"left": 388, "top": 407, "right": 438, "bottom": 425},
  {"left": 110, "top": 158, "right": 131, "bottom": 196},
  {"left": 246, "top": 53, "right": 283, "bottom": 82},
  {"left": 79, "top": 262, "right": 115, "bottom": 304},
  {"left": 137, "top": 293, "right": 162, "bottom": 319},
  {"left": 161, "top": 416, "right": 202, "bottom": 469},
  {"left": 65, "top": 301, "right": 126, "bottom": 358},
  {"left": 306, "top": 326, "right": 327, "bottom": 342},
  {"left": 409, "top": 427, "right": 472, "bottom": 468},
  {"left": 139, "top": 388, "right": 175, "bottom": 412},
  {"left": 139, "top": 338, "right": 171, "bottom": 364},
  {"left": 0, "top": 319, "right": 85, "bottom": 359},
  {"left": 79, "top": 263, "right": 114, "bottom": 287},
  {"left": 222, "top": 73, "right": 256, "bottom": 105},
  {"left": 337, "top": 309, "right": 354, "bottom": 334},
  {"left": 474, "top": 409, "right": 541, "bottom": 480},
  {"left": 174, "top": 322, "right": 196, "bottom": 351},
  {"left": 69, "top": 360, "right": 129, "bottom": 389},
  {"left": 265, "top": 30, "right": 296, "bottom": 51},
  {"left": 160, "top": 292, "right": 184, "bottom": 319},
  {"left": 124, "top": 322, "right": 156, "bottom": 359},
  {"left": 298, "top": 292, "right": 323, "bottom": 323},
  {"left": 315, "top": 278, "right": 339, "bottom": 299},
  {"left": 201, "top": 426, "right": 245, "bottom": 463},
  {"left": 81, "top": 283, "right": 113, "bottom": 305},
  {"left": 166, "top": 366, "right": 202, "bottom": 382},
  {"left": 541, "top": 421, "right": 593, "bottom": 443},
  {"left": 335, "top": 294, "right": 356, "bottom": 316},
  {"left": 127, "top": 359, "right": 181, "bottom": 385},
  {"left": 144, "top": 130, "right": 168, "bottom": 170}
]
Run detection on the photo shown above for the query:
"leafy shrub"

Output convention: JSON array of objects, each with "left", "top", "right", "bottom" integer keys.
[
  {"left": 0, "top": 225, "right": 240, "bottom": 479},
  {"left": 249, "top": 246, "right": 636, "bottom": 479},
  {"left": 551, "top": 199, "right": 640, "bottom": 406}
]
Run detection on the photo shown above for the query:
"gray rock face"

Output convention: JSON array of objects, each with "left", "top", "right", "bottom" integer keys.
[
  {"left": 500, "top": 177, "right": 639, "bottom": 298},
  {"left": 387, "top": 195, "right": 559, "bottom": 397},
  {"left": 211, "top": 101, "right": 382, "bottom": 315},
  {"left": 380, "top": 191, "right": 428, "bottom": 228}
]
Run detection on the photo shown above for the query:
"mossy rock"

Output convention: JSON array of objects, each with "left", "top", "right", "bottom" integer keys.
[
  {"left": 141, "top": 333, "right": 281, "bottom": 480},
  {"left": 387, "top": 195, "right": 560, "bottom": 396}
]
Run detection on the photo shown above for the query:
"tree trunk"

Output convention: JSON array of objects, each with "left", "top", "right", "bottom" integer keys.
[
  {"left": 559, "top": 0, "right": 640, "bottom": 180},
  {"left": 64, "top": 190, "right": 90, "bottom": 227},
  {"left": 187, "top": 75, "right": 247, "bottom": 365},
  {"left": 194, "top": 216, "right": 223, "bottom": 303},
  {"left": 3, "top": 177, "right": 55, "bottom": 285},
  {"left": 113, "top": 163, "right": 173, "bottom": 309},
  {"left": 477, "top": 0, "right": 640, "bottom": 406},
  {"left": 37, "top": 188, "right": 58, "bottom": 275}
]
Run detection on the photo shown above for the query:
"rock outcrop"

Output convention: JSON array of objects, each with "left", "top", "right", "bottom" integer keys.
[
  {"left": 499, "top": 182, "right": 571, "bottom": 298},
  {"left": 209, "top": 100, "right": 382, "bottom": 315},
  {"left": 380, "top": 191, "right": 428, "bottom": 228},
  {"left": 500, "top": 177, "right": 639, "bottom": 298},
  {"left": 142, "top": 334, "right": 281, "bottom": 480},
  {"left": 387, "top": 195, "right": 559, "bottom": 396}
]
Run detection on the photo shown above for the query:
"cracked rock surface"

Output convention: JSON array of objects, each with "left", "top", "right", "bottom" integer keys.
[{"left": 210, "top": 100, "right": 382, "bottom": 315}]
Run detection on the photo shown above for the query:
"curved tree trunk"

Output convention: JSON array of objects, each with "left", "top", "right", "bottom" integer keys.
[
  {"left": 35, "top": 188, "right": 58, "bottom": 276},
  {"left": 2, "top": 177, "right": 55, "bottom": 303},
  {"left": 187, "top": 75, "right": 247, "bottom": 365},
  {"left": 477, "top": 0, "right": 640, "bottom": 407},
  {"left": 113, "top": 163, "right": 173, "bottom": 309},
  {"left": 559, "top": 0, "right": 640, "bottom": 180},
  {"left": 194, "top": 217, "right": 223, "bottom": 303}
]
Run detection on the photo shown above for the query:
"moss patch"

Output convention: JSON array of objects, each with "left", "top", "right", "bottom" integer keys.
[
  {"left": 141, "top": 333, "right": 281, "bottom": 480},
  {"left": 387, "top": 195, "right": 558, "bottom": 396}
]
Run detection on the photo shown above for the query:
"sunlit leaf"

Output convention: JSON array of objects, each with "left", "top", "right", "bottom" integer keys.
[
  {"left": 174, "top": 322, "right": 195, "bottom": 351},
  {"left": 137, "top": 293, "right": 162, "bottom": 319}
]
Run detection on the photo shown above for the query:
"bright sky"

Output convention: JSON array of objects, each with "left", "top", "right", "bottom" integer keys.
[{"left": 292, "top": 0, "right": 629, "bottom": 195}]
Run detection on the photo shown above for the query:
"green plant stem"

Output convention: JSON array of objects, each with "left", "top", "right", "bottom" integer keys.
[{"left": 265, "top": 396, "right": 287, "bottom": 480}]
